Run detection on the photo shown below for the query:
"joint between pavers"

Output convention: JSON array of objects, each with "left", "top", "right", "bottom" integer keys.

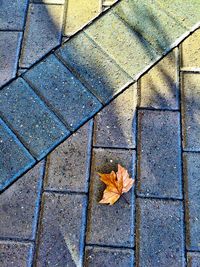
[{"left": 86, "top": 243, "right": 135, "bottom": 250}]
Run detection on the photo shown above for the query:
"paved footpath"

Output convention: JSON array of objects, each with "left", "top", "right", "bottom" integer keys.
[{"left": 1, "top": 24, "right": 200, "bottom": 266}]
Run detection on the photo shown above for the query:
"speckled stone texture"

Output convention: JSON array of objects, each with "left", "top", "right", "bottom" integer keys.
[
  {"left": 183, "top": 153, "right": 200, "bottom": 251},
  {"left": 182, "top": 73, "right": 200, "bottom": 151},
  {"left": 35, "top": 192, "right": 87, "bottom": 266},
  {"left": 136, "top": 198, "right": 185, "bottom": 267},
  {"left": 0, "top": 32, "right": 22, "bottom": 87},
  {"left": 137, "top": 110, "right": 182, "bottom": 199},
  {"left": 139, "top": 49, "right": 179, "bottom": 109},
  {"left": 84, "top": 246, "right": 134, "bottom": 267},
  {"left": 85, "top": 12, "right": 158, "bottom": 78},
  {"left": 0, "top": 0, "right": 28, "bottom": 30},
  {"left": 93, "top": 84, "right": 137, "bottom": 148},
  {"left": 0, "top": 241, "right": 33, "bottom": 267},
  {"left": 187, "top": 252, "right": 200, "bottom": 267},
  {"left": 86, "top": 148, "right": 135, "bottom": 247},
  {"left": 24, "top": 54, "right": 102, "bottom": 131},
  {"left": 56, "top": 32, "right": 132, "bottom": 104},
  {"left": 19, "top": 3, "right": 64, "bottom": 67},
  {"left": 0, "top": 162, "right": 44, "bottom": 239},
  {"left": 0, "top": 118, "right": 35, "bottom": 191},
  {"left": 0, "top": 78, "right": 69, "bottom": 160},
  {"left": 44, "top": 120, "right": 93, "bottom": 192}
]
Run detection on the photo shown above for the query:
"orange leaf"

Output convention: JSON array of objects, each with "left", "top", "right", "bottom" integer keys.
[{"left": 98, "top": 164, "right": 134, "bottom": 205}]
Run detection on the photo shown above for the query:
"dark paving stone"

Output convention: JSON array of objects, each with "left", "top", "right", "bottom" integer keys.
[
  {"left": 0, "top": 78, "right": 69, "bottom": 160},
  {"left": 182, "top": 73, "right": 200, "bottom": 151},
  {"left": 0, "top": 162, "right": 44, "bottom": 239},
  {"left": 0, "top": 31, "right": 22, "bottom": 87},
  {"left": 45, "top": 120, "right": 93, "bottom": 192},
  {"left": 183, "top": 153, "right": 200, "bottom": 251},
  {"left": 36, "top": 192, "right": 87, "bottom": 266},
  {"left": 56, "top": 32, "right": 132, "bottom": 103},
  {"left": 93, "top": 84, "right": 137, "bottom": 148},
  {"left": 24, "top": 54, "right": 102, "bottom": 131},
  {"left": 0, "top": 118, "right": 35, "bottom": 191},
  {"left": 187, "top": 252, "right": 200, "bottom": 267},
  {"left": 113, "top": 0, "right": 187, "bottom": 53},
  {"left": 19, "top": 3, "right": 63, "bottom": 68},
  {"left": 0, "top": 241, "right": 33, "bottom": 267},
  {"left": 85, "top": 12, "right": 158, "bottom": 78},
  {"left": 84, "top": 246, "right": 134, "bottom": 267},
  {"left": 0, "top": 0, "right": 28, "bottom": 30},
  {"left": 86, "top": 148, "right": 135, "bottom": 247},
  {"left": 136, "top": 198, "right": 185, "bottom": 267},
  {"left": 137, "top": 110, "right": 182, "bottom": 199}
]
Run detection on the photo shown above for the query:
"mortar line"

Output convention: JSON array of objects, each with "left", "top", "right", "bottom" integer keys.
[{"left": 86, "top": 243, "right": 135, "bottom": 250}]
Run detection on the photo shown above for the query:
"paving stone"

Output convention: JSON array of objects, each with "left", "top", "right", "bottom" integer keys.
[
  {"left": 84, "top": 246, "right": 134, "bottom": 267},
  {"left": 0, "top": 118, "right": 35, "bottom": 191},
  {"left": 86, "top": 148, "right": 135, "bottom": 247},
  {"left": 56, "top": 32, "right": 132, "bottom": 103},
  {"left": 137, "top": 110, "right": 182, "bottom": 199},
  {"left": 181, "top": 73, "right": 200, "bottom": 151},
  {"left": 139, "top": 49, "right": 179, "bottom": 109},
  {"left": 64, "top": 0, "right": 101, "bottom": 36},
  {"left": 36, "top": 192, "right": 87, "bottom": 266},
  {"left": 0, "top": 78, "right": 69, "bottom": 160},
  {"left": 187, "top": 252, "right": 200, "bottom": 267},
  {"left": 113, "top": 0, "right": 187, "bottom": 54},
  {"left": 136, "top": 198, "right": 185, "bottom": 267},
  {"left": 0, "top": 162, "right": 44, "bottom": 239},
  {"left": 0, "top": 32, "right": 22, "bottom": 87},
  {"left": 19, "top": 3, "right": 64, "bottom": 68},
  {"left": 0, "top": 0, "right": 28, "bottom": 30},
  {"left": 24, "top": 54, "right": 102, "bottom": 130},
  {"left": 93, "top": 84, "right": 137, "bottom": 148},
  {"left": 183, "top": 153, "right": 200, "bottom": 251},
  {"left": 85, "top": 12, "right": 158, "bottom": 78},
  {"left": 44, "top": 120, "right": 93, "bottom": 192},
  {"left": 103, "top": 0, "right": 118, "bottom": 7},
  {"left": 181, "top": 29, "right": 200, "bottom": 68},
  {"left": 0, "top": 241, "right": 33, "bottom": 267}
]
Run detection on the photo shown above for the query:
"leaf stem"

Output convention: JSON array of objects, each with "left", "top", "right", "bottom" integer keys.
[{"left": 121, "top": 194, "right": 130, "bottom": 205}]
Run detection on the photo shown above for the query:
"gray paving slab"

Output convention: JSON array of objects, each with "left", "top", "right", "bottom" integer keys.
[
  {"left": 24, "top": 54, "right": 102, "bottom": 131},
  {"left": 56, "top": 32, "right": 132, "bottom": 103},
  {"left": 86, "top": 148, "right": 135, "bottom": 247},
  {"left": 0, "top": 118, "right": 35, "bottom": 191},
  {"left": 0, "top": 78, "right": 69, "bottom": 160},
  {"left": 137, "top": 110, "right": 182, "bottom": 199}
]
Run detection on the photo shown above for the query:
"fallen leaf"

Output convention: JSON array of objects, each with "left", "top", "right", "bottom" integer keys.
[{"left": 98, "top": 164, "right": 134, "bottom": 205}]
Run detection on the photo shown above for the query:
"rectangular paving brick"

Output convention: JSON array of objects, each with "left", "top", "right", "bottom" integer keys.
[
  {"left": 137, "top": 110, "right": 182, "bottom": 199},
  {"left": 64, "top": 0, "right": 101, "bottom": 36},
  {"left": 0, "top": 0, "right": 28, "bottom": 30},
  {"left": 0, "top": 78, "right": 69, "bottom": 160},
  {"left": 139, "top": 49, "right": 179, "bottom": 109},
  {"left": 0, "top": 241, "right": 33, "bottom": 267},
  {"left": 35, "top": 192, "right": 87, "bottom": 266},
  {"left": 0, "top": 162, "right": 44, "bottom": 239},
  {"left": 181, "top": 29, "right": 200, "bottom": 69},
  {"left": 45, "top": 120, "right": 93, "bottom": 192},
  {"left": 93, "top": 84, "right": 137, "bottom": 148},
  {"left": 86, "top": 148, "right": 135, "bottom": 247},
  {"left": 187, "top": 252, "right": 200, "bottom": 267},
  {"left": 183, "top": 152, "right": 200, "bottom": 251},
  {"left": 85, "top": 12, "right": 158, "bottom": 78},
  {"left": 56, "top": 32, "right": 132, "bottom": 103},
  {"left": 181, "top": 73, "right": 200, "bottom": 151},
  {"left": 24, "top": 54, "right": 102, "bottom": 131},
  {"left": 0, "top": 32, "right": 22, "bottom": 87},
  {"left": 19, "top": 3, "right": 64, "bottom": 68},
  {"left": 0, "top": 118, "right": 35, "bottom": 191},
  {"left": 136, "top": 198, "right": 185, "bottom": 267},
  {"left": 84, "top": 246, "right": 134, "bottom": 267},
  {"left": 113, "top": 0, "right": 187, "bottom": 54}
]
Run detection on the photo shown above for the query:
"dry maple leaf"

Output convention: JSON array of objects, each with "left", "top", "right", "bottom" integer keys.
[{"left": 98, "top": 164, "right": 134, "bottom": 205}]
